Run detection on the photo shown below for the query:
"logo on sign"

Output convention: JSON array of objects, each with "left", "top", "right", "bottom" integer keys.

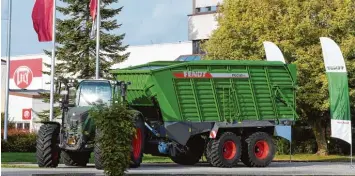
[
  {"left": 13, "top": 66, "right": 33, "bottom": 89},
  {"left": 184, "top": 71, "right": 207, "bottom": 78},
  {"left": 22, "top": 109, "right": 32, "bottom": 120},
  {"left": 327, "top": 66, "right": 345, "bottom": 71}
]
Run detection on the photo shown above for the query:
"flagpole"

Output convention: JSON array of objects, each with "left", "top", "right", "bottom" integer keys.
[
  {"left": 3, "top": 0, "right": 12, "bottom": 141},
  {"left": 49, "top": 0, "right": 57, "bottom": 121},
  {"left": 95, "top": 0, "right": 100, "bottom": 79}
]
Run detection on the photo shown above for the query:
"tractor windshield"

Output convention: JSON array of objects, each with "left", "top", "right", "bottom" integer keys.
[{"left": 76, "top": 81, "right": 112, "bottom": 107}]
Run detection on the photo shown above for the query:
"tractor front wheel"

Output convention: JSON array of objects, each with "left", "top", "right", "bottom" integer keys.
[
  {"left": 36, "top": 123, "right": 61, "bottom": 168},
  {"left": 241, "top": 132, "right": 276, "bottom": 167}
]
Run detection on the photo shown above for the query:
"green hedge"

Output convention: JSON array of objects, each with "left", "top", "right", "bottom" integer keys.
[{"left": 1, "top": 129, "right": 37, "bottom": 152}]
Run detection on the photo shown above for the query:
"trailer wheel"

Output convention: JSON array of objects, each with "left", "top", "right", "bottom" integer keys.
[
  {"left": 94, "top": 129, "right": 104, "bottom": 170},
  {"left": 241, "top": 132, "right": 276, "bottom": 167},
  {"left": 170, "top": 135, "right": 205, "bottom": 165},
  {"left": 61, "top": 151, "right": 90, "bottom": 166},
  {"left": 130, "top": 116, "right": 145, "bottom": 168},
  {"left": 207, "top": 132, "right": 241, "bottom": 168},
  {"left": 36, "top": 123, "right": 61, "bottom": 168}
]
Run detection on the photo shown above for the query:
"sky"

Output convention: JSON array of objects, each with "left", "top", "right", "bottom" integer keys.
[{"left": 1, "top": 0, "right": 191, "bottom": 57}]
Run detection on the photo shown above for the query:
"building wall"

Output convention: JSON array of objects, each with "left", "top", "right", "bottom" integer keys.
[
  {"left": 8, "top": 94, "right": 32, "bottom": 129},
  {"left": 188, "top": 13, "right": 219, "bottom": 41},
  {"left": 189, "top": 0, "right": 223, "bottom": 54}
]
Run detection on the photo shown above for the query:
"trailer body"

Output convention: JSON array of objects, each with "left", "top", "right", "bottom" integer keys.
[{"left": 113, "top": 60, "right": 297, "bottom": 122}]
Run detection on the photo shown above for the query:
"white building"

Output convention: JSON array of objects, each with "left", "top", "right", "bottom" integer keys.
[
  {"left": 1, "top": 0, "right": 223, "bottom": 131},
  {"left": 189, "top": 0, "right": 222, "bottom": 54}
]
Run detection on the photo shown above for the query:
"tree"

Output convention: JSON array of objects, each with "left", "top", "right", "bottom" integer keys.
[
  {"left": 38, "top": 0, "right": 129, "bottom": 121},
  {"left": 202, "top": 0, "right": 355, "bottom": 156}
]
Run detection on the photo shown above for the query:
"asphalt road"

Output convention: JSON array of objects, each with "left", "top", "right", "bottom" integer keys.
[{"left": 2, "top": 162, "right": 355, "bottom": 176}]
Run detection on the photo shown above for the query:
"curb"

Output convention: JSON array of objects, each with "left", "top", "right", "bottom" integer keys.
[{"left": 3, "top": 160, "right": 351, "bottom": 165}]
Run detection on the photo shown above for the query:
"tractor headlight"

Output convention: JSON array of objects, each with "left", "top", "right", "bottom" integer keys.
[{"left": 67, "top": 136, "right": 77, "bottom": 145}]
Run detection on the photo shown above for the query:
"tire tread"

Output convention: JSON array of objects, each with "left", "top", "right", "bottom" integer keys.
[{"left": 36, "top": 123, "right": 60, "bottom": 168}]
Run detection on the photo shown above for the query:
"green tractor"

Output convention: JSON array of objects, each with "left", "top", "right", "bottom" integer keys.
[{"left": 35, "top": 78, "right": 143, "bottom": 169}]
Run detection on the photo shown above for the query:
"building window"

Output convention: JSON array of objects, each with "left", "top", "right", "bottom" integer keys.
[
  {"left": 24, "top": 123, "right": 30, "bottom": 130},
  {"left": 193, "top": 40, "right": 207, "bottom": 55},
  {"left": 15, "top": 122, "right": 30, "bottom": 131},
  {"left": 194, "top": 6, "right": 218, "bottom": 14},
  {"left": 16, "top": 123, "right": 23, "bottom": 129}
]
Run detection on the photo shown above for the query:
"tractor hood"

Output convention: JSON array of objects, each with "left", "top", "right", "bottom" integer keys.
[{"left": 60, "top": 106, "right": 96, "bottom": 151}]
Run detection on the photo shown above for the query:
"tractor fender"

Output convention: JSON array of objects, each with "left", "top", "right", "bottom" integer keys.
[{"left": 41, "top": 121, "right": 61, "bottom": 128}]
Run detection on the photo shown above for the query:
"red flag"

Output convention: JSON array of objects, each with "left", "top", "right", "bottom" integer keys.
[
  {"left": 31, "top": 0, "right": 54, "bottom": 42},
  {"left": 90, "top": 0, "right": 97, "bottom": 21},
  {"left": 90, "top": 0, "right": 97, "bottom": 38}
]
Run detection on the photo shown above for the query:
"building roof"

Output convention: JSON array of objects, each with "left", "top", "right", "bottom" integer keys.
[
  {"left": 175, "top": 54, "right": 203, "bottom": 61},
  {"left": 9, "top": 89, "right": 50, "bottom": 99}
]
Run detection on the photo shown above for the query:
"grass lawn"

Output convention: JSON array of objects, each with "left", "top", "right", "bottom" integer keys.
[
  {"left": 1, "top": 152, "right": 351, "bottom": 164},
  {"left": 1, "top": 152, "right": 171, "bottom": 164}
]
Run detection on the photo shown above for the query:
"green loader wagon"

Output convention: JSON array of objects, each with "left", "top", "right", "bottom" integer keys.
[{"left": 110, "top": 59, "right": 298, "bottom": 168}]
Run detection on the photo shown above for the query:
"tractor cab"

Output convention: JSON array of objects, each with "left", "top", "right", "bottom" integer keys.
[{"left": 75, "top": 80, "right": 113, "bottom": 107}]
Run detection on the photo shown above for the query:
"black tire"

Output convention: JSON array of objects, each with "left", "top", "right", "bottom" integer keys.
[
  {"left": 206, "top": 132, "right": 242, "bottom": 168},
  {"left": 170, "top": 135, "right": 205, "bottom": 165},
  {"left": 36, "top": 123, "right": 61, "bottom": 168},
  {"left": 61, "top": 151, "right": 91, "bottom": 166},
  {"left": 94, "top": 129, "right": 104, "bottom": 170},
  {"left": 130, "top": 116, "right": 146, "bottom": 168},
  {"left": 241, "top": 132, "right": 276, "bottom": 167},
  {"left": 205, "top": 139, "right": 213, "bottom": 164}
]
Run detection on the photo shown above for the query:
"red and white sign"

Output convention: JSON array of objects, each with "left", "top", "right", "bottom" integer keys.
[
  {"left": 22, "top": 109, "right": 32, "bottom": 120},
  {"left": 10, "top": 58, "right": 42, "bottom": 89},
  {"left": 173, "top": 71, "right": 249, "bottom": 78}
]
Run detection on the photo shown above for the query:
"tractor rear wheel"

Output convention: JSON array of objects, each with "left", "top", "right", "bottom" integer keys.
[
  {"left": 241, "top": 132, "right": 276, "bottom": 167},
  {"left": 130, "top": 117, "right": 145, "bottom": 168},
  {"left": 206, "top": 132, "right": 242, "bottom": 168},
  {"left": 170, "top": 135, "right": 205, "bottom": 165},
  {"left": 36, "top": 123, "right": 61, "bottom": 168},
  {"left": 62, "top": 151, "right": 90, "bottom": 166}
]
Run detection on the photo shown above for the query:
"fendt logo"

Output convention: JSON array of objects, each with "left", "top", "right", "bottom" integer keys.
[
  {"left": 13, "top": 66, "right": 33, "bottom": 89},
  {"left": 173, "top": 71, "right": 249, "bottom": 79},
  {"left": 183, "top": 71, "right": 207, "bottom": 78}
]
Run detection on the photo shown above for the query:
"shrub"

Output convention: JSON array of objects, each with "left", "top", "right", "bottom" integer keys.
[
  {"left": 1, "top": 129, "right": 37, "bottom": 152},
  {"left": 90, "top": 102, "right": 136, "bottom": 176}
]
